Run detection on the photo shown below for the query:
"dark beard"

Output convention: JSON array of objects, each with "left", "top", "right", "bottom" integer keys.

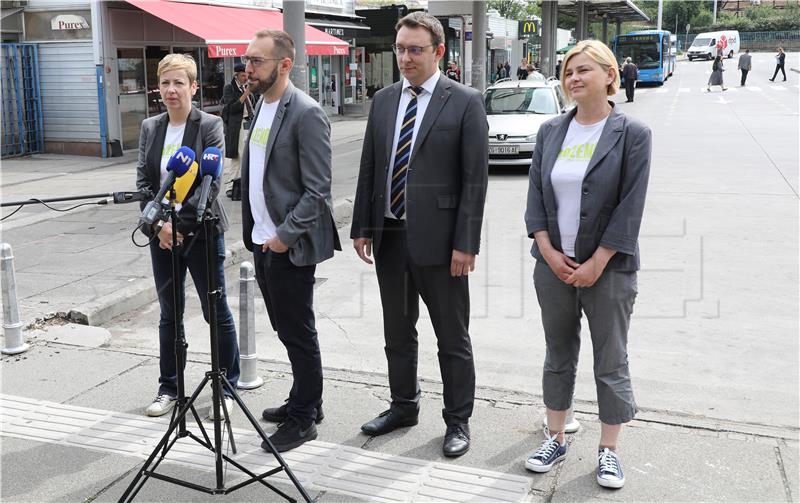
[{"left": 249, "top": 65, "right": 279, "bottom": 96}]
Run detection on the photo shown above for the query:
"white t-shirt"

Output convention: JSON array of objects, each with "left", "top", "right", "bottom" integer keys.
[
  {"left": 160, "top": 123, "right": 186, "bottom": 209},
  {"left": 248, "top": 100, "right": 280, "bottom": 245},
  {"left": 551, "top": 116, "right": 608, "bottom": 257}
]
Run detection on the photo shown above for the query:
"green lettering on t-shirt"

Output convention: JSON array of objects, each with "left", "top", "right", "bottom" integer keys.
[
  {"left": 557, "top": 141, "right": 598, "bottom": 162},
  {"left": 250, "top": 127, "right": 271, "bottom": 148}
]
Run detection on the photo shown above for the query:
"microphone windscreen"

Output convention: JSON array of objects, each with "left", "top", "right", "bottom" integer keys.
[
  {"left": 172, "top": 161, "right": 199, "bottom": 204},
  {"left": 199, "top": 147, "right": 223, "bottom": 180},
  {"left": 166, "top": 146, "right": 196, "bottom": 176}
]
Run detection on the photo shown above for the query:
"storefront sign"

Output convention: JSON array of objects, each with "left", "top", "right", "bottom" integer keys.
[
  {"left": 518, "top": 20, "right": 539, "bottom": 38},
  {"left": 51, "top": 14, "right": 90, "bottom": 30},
  {"left": 307, "top": 0, "right": 344, "bottom": 9},
  {"left": 208, "top": 44, "right": 247, "bottom": 58},
  {"left": 325, "top": 27, "right": 345, "bottom": 37}
]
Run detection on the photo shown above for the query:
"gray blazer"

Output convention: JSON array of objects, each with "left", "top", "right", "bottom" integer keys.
[
  {"left": 136, "top": 107, "right": 229, "bottom": 238},
  {"left": 738, "top": 53, "right": 752, "bottom": 71},
  {"left": 525, "top": 103, "right": 651, "bottom": 271},
  {"left": 350, "top": 75, "right": 489, "bottom": 266},
  {"left": 240, "top": 82, "right": 341, "bottom": 266}
]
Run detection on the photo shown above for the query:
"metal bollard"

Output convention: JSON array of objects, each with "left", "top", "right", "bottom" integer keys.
[
  {"left": 1, "top": 243, "right": 28, "bottom": 355},
  {"left": 236, "top": 261, "right": 263, "bottom": 389}
]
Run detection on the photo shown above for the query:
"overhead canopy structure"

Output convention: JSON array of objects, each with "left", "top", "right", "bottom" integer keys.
[
  {"left": 125, "top": 0, "right": 350, "bottom": 58},
  {"left": 557, "top": 0, "right": 650, "bottom": 22}
]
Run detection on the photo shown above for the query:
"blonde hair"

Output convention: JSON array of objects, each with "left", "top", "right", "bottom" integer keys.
[
  {"left": 157, "top": 53, "right": 197, "bottom": 83},
  {"left": 560, "top": 40, "right": 620, "bottom": 98}
]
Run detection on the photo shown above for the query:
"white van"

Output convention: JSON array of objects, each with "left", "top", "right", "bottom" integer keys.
[{"left": 687, "top": 30, "right": 740, "bottom": 60}]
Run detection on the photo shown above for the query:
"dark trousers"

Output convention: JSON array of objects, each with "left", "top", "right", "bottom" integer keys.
[
  {"left": 150, "top": 234, "right": 240, "bottom": 398},
  {"left": 253, "top": 247, "right": 321, "bottom": 429},
  {"left": 771, "top": 63, "right": 786, "bottom": 81},
  {"left": 624, "top": 80, "right": 636, "bottom": 102},
  {"left": 374, "top": 218, "right": 475, "bottom": 426},
  {"left": 740, "top": 69, "right": 749, "bottom": 86}
]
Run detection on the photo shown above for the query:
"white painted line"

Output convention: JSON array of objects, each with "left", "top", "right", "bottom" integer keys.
[
  {"left": 636, "top": 89, "right": 648, "bottom": 94},
  {"left": 679, "top": 88, "right": 691, "bottom": 93},
  {"left": 0, "top": 395, "right": 531, "bottom": 502},
  {"left": 725, "top": 87, "right": 738, "bottom": 93},
  {"left": 655, "top": 88, "right": 669, "bottom": 94},
  {"left": 746, "top": 86, "right": 762, "bottom": 92},
  {"left": 770, "top": 85, "right": 787, "bottom": 91}
]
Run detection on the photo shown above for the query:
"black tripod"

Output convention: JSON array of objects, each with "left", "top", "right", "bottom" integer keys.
[{"left": 119, "top": 204, "right": 311, "bottom": 502}]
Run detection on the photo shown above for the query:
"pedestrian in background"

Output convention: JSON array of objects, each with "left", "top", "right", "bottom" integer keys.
[
  {"left": 136, "top": 53, "right": 239, "bottom": 419},
  {"left": 769, "top": 47, "right": 786, "bottom": 82},
  {"left": 241, "top": 30, "right": 341, "bottom": 453},
  {"left": 504, "top": 60, "right": 511, "bottom": 79},
  {"left": 221, "top": 63, "right": 257, "bottom": 201},
  {"left": 707, "top": 54, "right": 727, "bottom": 92},
  {"left": 445, "top": 60, "right": 461, "bottom": 81},
  {"left": 738, "top": 49, "right": 752, "bottom": 86},
  {"left": 351, "top": 11, "right": 488, "bottom": 458},
  {"left": 517, "top": 58, "right": 529, "bottom": 80},
  {"left": 523, "top": 40, "right": 651, "bottom": 490},
  {"left": 621, "top": 57, "right": 638, "bottom": 102}
]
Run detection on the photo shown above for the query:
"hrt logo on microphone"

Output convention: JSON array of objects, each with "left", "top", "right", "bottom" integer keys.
[{"left": 203, "top": 152, "right": 220, "bottom": 162}]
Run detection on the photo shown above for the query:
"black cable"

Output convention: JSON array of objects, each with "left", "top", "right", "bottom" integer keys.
[
  {"left": 1, "top": 205, "right": 23, "bottom": 221},
  {"left": 1, "top": 198, "right": 106, "bottom": 221},
  {"left": 131, "top": 223, "right": 159, "bottom": 248}
]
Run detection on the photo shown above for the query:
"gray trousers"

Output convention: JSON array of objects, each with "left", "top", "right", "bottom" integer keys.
[{"left": 533, "top": 260, "right": 638, "bottom": 425}]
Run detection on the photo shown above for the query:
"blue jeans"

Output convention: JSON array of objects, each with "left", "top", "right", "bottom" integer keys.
[{"left": 149, "top": 233, "right": 240, "bottom": 397}]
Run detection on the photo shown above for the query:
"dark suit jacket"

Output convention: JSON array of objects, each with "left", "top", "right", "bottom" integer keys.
[
  {"left": 136, "top": 107, "right": 228, "bottom": 238},
  {"left": 241, "top": 82, "right": 341, "bottom": 267},
  {"left": 525, "top": 103, "right": 651, "bottom": 271},
  {"left": 350, "top": 74, "right": 489, "bottom": 266},
  {"left": 221, "top": 79, "right": 256, "bottom": 159}
]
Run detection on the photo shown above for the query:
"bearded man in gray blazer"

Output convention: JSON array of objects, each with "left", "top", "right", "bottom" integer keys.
[
  {"left": 240, "top": 29, "right": 340, "bottom": 453},
  {"left": 350, "top": 12, "right": 488, "bottom": 458}
]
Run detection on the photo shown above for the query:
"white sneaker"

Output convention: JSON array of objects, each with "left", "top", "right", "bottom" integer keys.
[
  {"left": 597, "top": 447, "right": 626, "bottom": 488},
  {"left": 145, "top": 394, "right": 176, "bottom": 417},
  {"left": 207, "top": 396, "right": 235, "bottom": 422}
]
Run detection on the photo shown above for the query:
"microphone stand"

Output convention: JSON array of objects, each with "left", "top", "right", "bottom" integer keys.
[{"left": 119, "top": 200, "right": 311, "bottom": 503}]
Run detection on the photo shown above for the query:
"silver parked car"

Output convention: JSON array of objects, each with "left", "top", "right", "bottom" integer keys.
[{"left": 483, "top": 77, "right": 569, "bottom": 167}]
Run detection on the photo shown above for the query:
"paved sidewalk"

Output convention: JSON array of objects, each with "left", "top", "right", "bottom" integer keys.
[
  {"left": 2, "top": 327, "right": 797, "bottom": 502},
  {"left": 0, "top": 118, "right": 367, "bottom": 326}
]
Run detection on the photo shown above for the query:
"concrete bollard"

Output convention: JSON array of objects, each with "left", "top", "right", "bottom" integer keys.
[
  {"left": 1, "top": 243, "right": 29, "bottom": 355},
  {"left": 236, "top": 261, "right": 263, "bottom": 389}
]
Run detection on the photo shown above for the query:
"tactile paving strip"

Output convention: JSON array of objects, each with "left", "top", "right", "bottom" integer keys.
[{"left": 1, "top": 394, "right": 531, "bottom": 502}]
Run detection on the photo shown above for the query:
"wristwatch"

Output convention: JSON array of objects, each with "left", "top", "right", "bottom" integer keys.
[{"left": 152, "top": 220, "right": 164, "bottom": 236}]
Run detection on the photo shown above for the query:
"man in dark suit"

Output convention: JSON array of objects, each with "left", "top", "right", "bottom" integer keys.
[
  {"left": 221, "top": 63, "right": 257, "bottom": 201},
  {"left": 241, "top": 29, "right": 341, "bottom": 452},
  {"left": 350, "top": 11, "right": 488, "bottom": 458}
]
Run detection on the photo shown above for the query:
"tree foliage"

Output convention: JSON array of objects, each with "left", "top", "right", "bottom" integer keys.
[{"left": 487, "top": 0, "right": 540, "bottom": 20}]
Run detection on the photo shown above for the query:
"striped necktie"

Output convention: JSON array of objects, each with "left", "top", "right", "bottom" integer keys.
[{"left": 390, "top": 86, "right": 423, "bottom": 219}]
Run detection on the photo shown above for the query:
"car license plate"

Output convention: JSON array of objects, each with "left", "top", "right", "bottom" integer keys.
[{"left": 489, "top": 145, "right": 519, "bottom": 155}]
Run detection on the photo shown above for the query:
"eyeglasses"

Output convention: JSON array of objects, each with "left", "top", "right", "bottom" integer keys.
[
  {"left": 241, "top": 55, "right": 284, "bottom": 68},
  {"left": 391, "top": 44, "right": 432, "bottom": 56}
]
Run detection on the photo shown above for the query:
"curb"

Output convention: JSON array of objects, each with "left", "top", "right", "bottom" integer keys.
[{"left": 68, "top": 196, "right": 355, "bottom": 326}]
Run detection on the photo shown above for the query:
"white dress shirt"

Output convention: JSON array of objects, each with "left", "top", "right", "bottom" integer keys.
[{"left": 384, "top": 71, "right": 441, "bottom": 219}]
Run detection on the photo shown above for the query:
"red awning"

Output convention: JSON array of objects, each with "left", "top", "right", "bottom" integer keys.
[{"left": 125, "top": 0, "right": 350, "bottom": 58}]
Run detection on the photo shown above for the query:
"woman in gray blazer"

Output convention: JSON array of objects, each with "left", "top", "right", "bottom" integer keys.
[
  {"left": 135, "top": 54, "right": 239, "bottom": 419},
  {"left": 523, "top": 40, "right": 651, "bottom": 489}
]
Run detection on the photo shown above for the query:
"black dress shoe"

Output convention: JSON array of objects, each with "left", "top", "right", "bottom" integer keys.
[
  {"left": 262, "top": 400, "right": 324, "bottom": 424},
  {"left": 361, "top": 409, "right": 419, "bottom": 436},
  {"left": 443, "top": 423, "right": 470, "bottom": 457},
  {"left": 262, "top": 418, "right": 317, "bottom": 453}
]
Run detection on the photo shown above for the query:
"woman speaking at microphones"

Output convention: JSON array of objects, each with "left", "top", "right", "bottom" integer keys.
[{"left": 135, "top": 53, "right": 239, "bottom": 419}]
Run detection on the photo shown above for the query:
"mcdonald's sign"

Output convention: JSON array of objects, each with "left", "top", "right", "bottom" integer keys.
[{"left": 518, "top": 20, "right": 539, "bottom": 38}]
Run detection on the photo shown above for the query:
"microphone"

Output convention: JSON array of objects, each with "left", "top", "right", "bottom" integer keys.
[
  {"left": 113, "top": 190, "right": 151, "bottom": 204},
  {"left": 140, "top": 146, "right": 195, "bottom": 227},
  {"left": 195, "top": 147, "right": 223, "bottom": 223}
]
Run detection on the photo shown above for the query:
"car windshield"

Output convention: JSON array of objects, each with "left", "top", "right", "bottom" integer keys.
[
  {"left": 484, "top": 87, "right": 557, "bottom": 115},
  {"left": 692, "top": 37, "right": 712, "bottom": 48}
]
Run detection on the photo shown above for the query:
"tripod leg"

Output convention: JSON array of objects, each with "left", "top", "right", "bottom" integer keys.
[
  {"left": 118, "top": 375, "right": 211, "bottom": 503},
  {"left": 221, "top": 376, "right": 313, "bottom": 503}
]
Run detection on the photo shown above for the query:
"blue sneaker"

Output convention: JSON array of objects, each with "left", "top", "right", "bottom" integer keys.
[
  {"left": 597, "top": 447, "right": 626, "bottom": 488},
  {"left": 525, "top": 431, "right": 567, "bottom": 473}
]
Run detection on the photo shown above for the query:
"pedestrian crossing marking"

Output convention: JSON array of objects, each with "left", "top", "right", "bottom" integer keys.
[
  {"left": 679, "top": 88, "right": 691, "bottom": 93},
  {"left": 746, "top": 86, "right": 762, "bottom": 92},
  {"left": 770, "top": 86, "right": 787, "bottom": 91},
  {"left": 655, "top": 88, "right": 669, "bottom": 93}
]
